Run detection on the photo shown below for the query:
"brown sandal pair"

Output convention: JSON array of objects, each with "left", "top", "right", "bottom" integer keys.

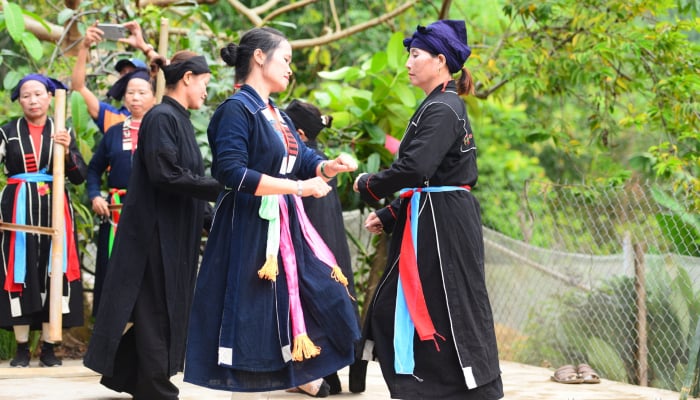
[{"left": 551, "top": 363, "right": 601, "bottom": 384}]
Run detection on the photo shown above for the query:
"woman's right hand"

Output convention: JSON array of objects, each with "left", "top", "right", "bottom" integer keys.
[
  {"left": 91, "top": 197, "right": 110, "bottom": 217},
  {"left": 299, "top": 177, "right": 332, "bottom": 198},
  {"left": 84, "top": 23, "right": 105, "bottom": 48},
  {"left": 364, "top": 211, "right": 383, "bottom": 235}
]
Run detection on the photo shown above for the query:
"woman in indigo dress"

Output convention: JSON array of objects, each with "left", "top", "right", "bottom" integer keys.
[{"left": 185, "top": 27, "right": 359, "bottom": 398}]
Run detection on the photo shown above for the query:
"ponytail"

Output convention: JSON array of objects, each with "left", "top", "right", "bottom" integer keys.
[{"left": 456, "top": 67, "right": 475, "bottom": 96}]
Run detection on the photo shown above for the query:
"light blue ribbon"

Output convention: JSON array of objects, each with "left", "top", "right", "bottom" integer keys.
[
  {"left": 11, "top": 171, "right": 53, "bottom": 284},
  {"left": 393, "top": 185, "right": 470, "bottom": 375}
]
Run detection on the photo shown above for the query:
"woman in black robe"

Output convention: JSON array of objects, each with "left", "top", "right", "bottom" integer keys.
[
  {"left": 284, "top": 99, "right": 367, "bottom": 394},
  {"left": 83, "top": 51, "right": 222, "bottom": 400},
  {"left": 353, "top": 20, "right": 503, "bottom": 400},
  {"left": 0, "top": 74, "right": 87, "bottom": 368}
]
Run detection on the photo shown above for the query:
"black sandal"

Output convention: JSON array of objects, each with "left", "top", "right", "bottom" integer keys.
[{"left": 297, "top": 379, "right": 330, "bottom": 398}]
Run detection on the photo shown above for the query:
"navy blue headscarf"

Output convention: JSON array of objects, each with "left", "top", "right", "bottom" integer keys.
[
  {"left": 403, "top": 20, "right": 472, "bottom": 74},
  {"left": 106, "top": 68, "right": 153, "bottom": 101},
  {"left": 11, "top": 74, "right": 67, "bottom": 102}
]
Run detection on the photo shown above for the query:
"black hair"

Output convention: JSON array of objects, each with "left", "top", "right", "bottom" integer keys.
[{"left": 220, "top": 27, "right": 287, "bottom": 83}]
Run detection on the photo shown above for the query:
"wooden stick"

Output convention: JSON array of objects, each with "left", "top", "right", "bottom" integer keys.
[
  {"left": 48, "top": 88, "right": 66, "bottom": 342},
  {"left": 155, "top": 18, "right": 169, "bottom": 103},
  {"left": 108, "top": 204, "right": 123, "bottom": 211},
  {"left": 0, "top": 222, "right": 55, "bottom": 236}
]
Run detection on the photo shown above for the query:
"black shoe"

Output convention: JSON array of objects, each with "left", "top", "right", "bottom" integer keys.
[
  {"left": 348, "top": 359, "right": 368, "bottom": 393},
  {"left": 324, "top": 372, "right": 342, "bottom": 395},
  {"left": 10, "top": 342, "right": 30, "bottom": 367},
  {"left": 39, "top": 342, "right": 62, "bottom": 367}
]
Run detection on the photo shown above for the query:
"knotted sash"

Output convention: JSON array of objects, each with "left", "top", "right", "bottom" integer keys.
[
  {"left": 257, "top": 193, "right": 351, "bottom": 362},
  {"left": 4, "top": 171, "right": 80, "bottom": 293},
  {"left": 108, "top": 188, "right": 126, "bottom": 257},
  {"left": 394, "top": 185, "right": 471, "bottom": 374}
]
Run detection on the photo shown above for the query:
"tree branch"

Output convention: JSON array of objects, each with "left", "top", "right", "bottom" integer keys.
[
  {"left": 262, "top": 0, "right": 318, "bottom": 25},
  {"left": 290, "top": 0, "right": 416, "bottom": 49}
]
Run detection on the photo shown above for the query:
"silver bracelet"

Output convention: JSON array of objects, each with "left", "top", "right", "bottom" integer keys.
[{"left": 296, "top": 180, "right": 303, "bottom": 197}]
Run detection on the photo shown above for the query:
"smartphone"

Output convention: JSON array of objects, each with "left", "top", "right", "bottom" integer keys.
[{"left": 96, "top": 23, "right": 127, "bottom": 41}]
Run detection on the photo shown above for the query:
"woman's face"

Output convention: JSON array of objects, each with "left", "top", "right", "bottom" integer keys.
[
  {"left": 18, "top": 80, "right": 52, "bottom": 121},
  {"left": 405, "top": 47, "right": 441, "bottom": 92},
  {"left": 124, "top": 78, "right": 155, "bottom": 119},
  {"left": 262, "top": 40, "right": 293, "bottom": 93},
  {"left": 185, "top": 72, "right": 211, "bottom": 110}
]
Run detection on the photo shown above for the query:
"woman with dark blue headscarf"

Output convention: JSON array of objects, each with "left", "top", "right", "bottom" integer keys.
[
  {"left": 0, "top": 74, "right": 87, "bottom": 368},
  {"left": 354, "top": 20, "right": 503, "bottom": 400}
]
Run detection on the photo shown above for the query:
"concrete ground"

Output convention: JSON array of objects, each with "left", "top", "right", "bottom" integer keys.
[{"left": 0, "top": 358, "right": 691, "bottom": 400}]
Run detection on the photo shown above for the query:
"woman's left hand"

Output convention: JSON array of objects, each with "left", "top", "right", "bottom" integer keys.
[
  {"left": 52, "top": 129, "right": 71, "bottom": 154},
  {"left": 327, "top": 154, "right": 358, "bottom": 176}
]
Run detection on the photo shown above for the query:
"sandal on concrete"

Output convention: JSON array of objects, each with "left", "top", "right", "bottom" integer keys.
[
  {"left": 577, "top": 363, "right": 601, "bottom": 384},
  {"left": 551, "top": 364, "right": 583, "bottom": 384}
]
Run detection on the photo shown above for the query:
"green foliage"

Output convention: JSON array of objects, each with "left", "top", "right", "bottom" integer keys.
[{"left": 517, "top": 262, "right": 700, "bottom": 391}]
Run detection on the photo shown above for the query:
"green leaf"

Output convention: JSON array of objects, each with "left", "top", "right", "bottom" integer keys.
[
  {"left": 369, "top": 51, "right": 388, "bottom": 75},
  {"left": 366, "top": 152, "right": 381, "bottom": 173},
  {"left": 4, "top": 1, "right": 26, "bottom": 42},
  {"left": 3, "top": 69, "right": 23, "bottom": 91},
  {"left": 57, "top": 8, "right": 75, "bottom": 25},
  {"left": 585, "top": 336, "right": 628, "bottom": 382},
  {"left": 70, "top": 91, "right": 90, "bottom": 138},
  {"left": 525, "top": 132, "right": 552, "bottom": 143},
  {"left": 20, "top": 31, "right": 42, "bottom": 61},
  {"left": 386, "top": 31, "right": 405, "bottom": 71},
  {"left": 318, "top": 67, "right": 352, "bottom": 81}
]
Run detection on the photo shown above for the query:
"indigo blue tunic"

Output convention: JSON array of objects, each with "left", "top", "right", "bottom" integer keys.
[{"left": 184, "top": 85, "right": 360, "bottom": 392}]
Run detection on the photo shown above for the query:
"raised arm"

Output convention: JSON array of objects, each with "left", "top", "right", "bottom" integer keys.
[{"left": 71, "top": 24, "right": 104, "bottom": 120}]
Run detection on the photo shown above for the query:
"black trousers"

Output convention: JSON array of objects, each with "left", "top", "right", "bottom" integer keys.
[{"left": 100, "top": 232, "right": 179, "bottom": 399}]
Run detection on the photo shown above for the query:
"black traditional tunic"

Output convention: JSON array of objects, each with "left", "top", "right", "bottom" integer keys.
[
  {"left": 0, "top": 117, "right": 86, "bottom": 329},
  {"left": 83, "top": 96, "right": 221, "bottom": 397},
  {"left": 355, "top": 82, "right": 503, "bottom": 400}
]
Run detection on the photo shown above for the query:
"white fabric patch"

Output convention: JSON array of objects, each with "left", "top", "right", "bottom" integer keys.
[
  {"left": 464, "top": 366, "right": 477, "bottom": 389},
  {"left": 10, "top": 297, "right": 22, "bottom": 317},
  {"left": 218, "top": 346, "right": 233, "bottom": 366},
  {"left": 361, "top": 340, "right": 374, "bottom": 361},
  {"left": 281, "top": 344, "right": 292, "bottom": 363},
  {"left": 62, "top": 296, "right": 70, "bottom": 314}
]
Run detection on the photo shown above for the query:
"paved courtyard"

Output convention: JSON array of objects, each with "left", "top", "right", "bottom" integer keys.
[{"left": 0, "top": 358, "right": 689, "bottom": 399}]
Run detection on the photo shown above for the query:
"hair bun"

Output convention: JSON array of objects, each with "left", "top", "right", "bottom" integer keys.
[{"left": 220, "top": 43, "right": 239, "bottom": 66}]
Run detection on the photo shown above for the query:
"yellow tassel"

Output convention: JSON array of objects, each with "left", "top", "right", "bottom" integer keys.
[
  {"left": 257, "top": 255, "right": 278, "bottom": 281},
  {"left": 330, "top": 265, "right": 348, "bottom": 286},
  {"left": 292, "top": 333, "right": 321, "bottom": 361}
]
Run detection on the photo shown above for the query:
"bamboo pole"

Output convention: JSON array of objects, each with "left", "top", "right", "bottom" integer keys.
[
  {"left": 155, "top": 18, "right": 169, "bottom": 103},
  {"left": 48, "top": 88, "right": 67, "bottom": 342},
  {"left": 0, "top": 222, "right": 55, "bottom": 236}
]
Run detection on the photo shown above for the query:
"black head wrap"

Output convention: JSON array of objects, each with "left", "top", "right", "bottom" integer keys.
[
  {"left": 106, "top": 68, "right": 152, "bottom": 101},
  {"left": 403, "top": 20, "right": 472, "bottom": 74},
  {"left": 11, "top": 74, "right": 67, "bottom": 102},
  {"left": 162, "top": 56, "right": 210, "bottom": 85},
  {"left": 284, "top": 100, "right": 331, "bottom": 141}
]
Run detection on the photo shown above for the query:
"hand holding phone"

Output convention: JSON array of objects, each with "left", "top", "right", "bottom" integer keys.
[{"left": 96, "top": 23, "right": 128, "bottom": 41}]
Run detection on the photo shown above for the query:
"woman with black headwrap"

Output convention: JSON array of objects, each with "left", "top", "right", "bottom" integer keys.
[
  {"left": 83, "top": 51, "right": 222, "bottom": 399},
  {"left": 86, "top": 68, "right": 156, "bottom": 317},
  {"left": 353, "top": 20, "right": 504, "bottom": 400},
  {"left": 0, "top": 74, "right": 87, "bottom": 368}
]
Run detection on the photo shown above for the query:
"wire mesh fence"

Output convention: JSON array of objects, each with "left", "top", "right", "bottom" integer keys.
[{"left": 482, "top": 180, "right": 700, "bottom": 392}]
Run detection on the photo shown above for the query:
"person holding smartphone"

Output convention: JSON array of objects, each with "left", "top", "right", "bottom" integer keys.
[{"left": 71, "top": 21, "right": 160, "bottom": 134}]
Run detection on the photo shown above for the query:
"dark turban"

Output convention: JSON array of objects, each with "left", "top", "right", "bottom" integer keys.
[
  {"left": 403, "top": 20, "right": 471, "bottom": 74},
  {"left": 284, "top": 99, "right": 332, "bottom": 141},
  {"left": 11, "top": 74, "right": 67, "bottom": 102},
  {"left": 106, "top": 68, "right": 152, "bottom": 101},
  {"left": 162, "top": 56, "right": 210, "bottom": 85}
]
